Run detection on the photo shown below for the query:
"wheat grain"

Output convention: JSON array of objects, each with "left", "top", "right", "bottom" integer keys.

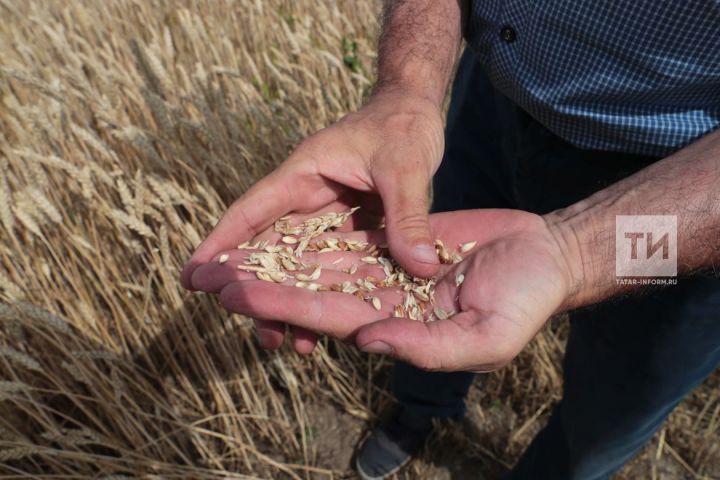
[
  {"left": 460, "top": 241, "right": 477, "bottom": 253},
  {"left": 435, "top": 239, "right": 451, "bottom": 264},
  {"left": 0, "top": 272, "right": 23, "bottom": 301},
  {"left": 308, "top": 265, "right": 321, "bottom": 281},
  {"left": 14, "top": 207, "right": 43, "bottom": 237},
  {"left": 0, "top": 166, "right": 14, "bottom": 234},
  {"left": 77, "top": 166, "right": 94, "bottom": 200},
  {"left": 72, "top": 350, "right": 118, "bottom": 361},
  {"left": 143, "top": 89, "right": 174, "bottom": 135},
  {"left": 70, "top": 123, "right": 119, "bottom": 162},
  {"left": 110, "top": 209, "right": 156, "bottom": 239},
  {"left": 26, "top": 187, "right": 62, "bottom": 223},
  {"left": 61, "top": 361, "right": 91, "bottom": 385},
  {"left": 14, "top": 301, "right": 71, "bottom": 333},
  {"left": 159, "top": 224, "right": 171, "bottom": 265},
  {"left": 0, "top": 67, "right": 65, "bottom": 102},
  {"left": 41, "top": 428, "right": 102, "bottom": 446},
  {"left": 0, "top": 346, "right": 42, "bottom": 372},
  {"left": 115, "top": 178, "right": 135, "bottom": 214},
  {"left": 0, "top": 380, "right": 30, "bottom": 394},
  {"left": 0, "top": 446, "right": 44, "bottom": 462},
  {"left": 132, "top": 174, "right": 148, "bottom": 219}
]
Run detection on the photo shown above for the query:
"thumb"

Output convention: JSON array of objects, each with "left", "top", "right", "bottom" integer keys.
[
  {"left": 355, "top": 312, "right": 506, "bottom": 372},
  {"left": 355, "top": 316, "right": 459, "bottom": 371},
  {"left": 375, "top": 167, "right": 439, "bottom": 278}
]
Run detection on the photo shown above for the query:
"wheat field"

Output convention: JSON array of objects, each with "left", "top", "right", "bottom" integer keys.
[{"left": 0, "top": 1, "right": 718, "bottom": 478}]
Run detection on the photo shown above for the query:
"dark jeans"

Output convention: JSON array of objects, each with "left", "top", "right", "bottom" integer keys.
[{"left": 391, "top": 49, "right": 720, "bottom": 479}]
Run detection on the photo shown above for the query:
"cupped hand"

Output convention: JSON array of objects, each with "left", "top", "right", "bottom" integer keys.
[
  {"left": 181, "top": 90, "right": 445, "bottom": 355},
  {"left": 181, "top": 90, "right": 445, "bottom": 290},
  {"left": 191, "top": 209, "right": 578, "bottom": 371}
]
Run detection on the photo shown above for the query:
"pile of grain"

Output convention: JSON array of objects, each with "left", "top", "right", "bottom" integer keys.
[{"left": 218, "top": 208, "right": 478, "bottom": 322}]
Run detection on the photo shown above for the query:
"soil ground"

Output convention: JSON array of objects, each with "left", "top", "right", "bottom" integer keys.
[{"left": 302, "top": 366, "right": 720, "bottom": 479}]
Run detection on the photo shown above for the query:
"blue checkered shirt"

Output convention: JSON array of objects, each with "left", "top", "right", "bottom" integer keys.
[{"left": 467, "top": 0, "right": 720, "bottom": 157}]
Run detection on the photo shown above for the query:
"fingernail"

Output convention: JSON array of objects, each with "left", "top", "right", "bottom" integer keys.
[
  {"left": 361, "top": 341, "right": 393, "bottom": 355},
  {"left": 412, "top": 243, "right": 439, "bottom": 265}
]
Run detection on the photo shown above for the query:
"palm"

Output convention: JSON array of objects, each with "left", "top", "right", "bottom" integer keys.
[
  {"left": 191, "top": 209, "right": 572, "bottom": 372},
  {"left": 427, "top": 211, "right": 570, "bottom": 370}
]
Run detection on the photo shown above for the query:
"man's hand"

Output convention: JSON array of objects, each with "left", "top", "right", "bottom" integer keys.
[
  {"left": 356, "top": 210, "right": 575, "bottom": 371},
  {"left": 181, "top": 91, "right": 444, "bottom": 289},
  {"left": 190, "top": 210, "right": 576, "bottom": 371},
  {"left": 181, "top": 92, "right": 444, "bottom": 352}
]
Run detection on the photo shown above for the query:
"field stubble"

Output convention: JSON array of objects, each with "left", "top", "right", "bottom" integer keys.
[{"left": 0, "top": 0, "right": 717, "bottom": 478}]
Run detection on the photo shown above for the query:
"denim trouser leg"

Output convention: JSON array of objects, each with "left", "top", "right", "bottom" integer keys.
[{"left": 508, "top": 276, "right": 720, "bottom": 480}]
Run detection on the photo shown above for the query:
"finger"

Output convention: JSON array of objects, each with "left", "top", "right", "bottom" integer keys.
[
  {"left": 291, "top": 326, "right": 318, "bottom": 355},
  {"left": 355, "top": 311, "right": 509, "bottom": 372},
  {"left": 374, "top": 161, "right": 438, "bottom": 279},
  {"left": 255, "top": 318, "right": 286, "bottom": 350},
  {"left": 192, "top": 256, "right": 253, "bottom": 293},
  {"left": 181, "top": 171, "right": 292, "bottom": 290},
  {"left": 180, "top": 168, "right": 339, "bottom": 290},
  {"left": 219, "top": 281, "right": 400, "bottom": 339}
]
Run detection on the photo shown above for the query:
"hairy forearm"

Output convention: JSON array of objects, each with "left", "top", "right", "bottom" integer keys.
[
  {"left": 374, "top": 0, "right": 465, "bottom": 106},
  {"left": 548, "top": 129, "right": 720, "bottom": 310}
]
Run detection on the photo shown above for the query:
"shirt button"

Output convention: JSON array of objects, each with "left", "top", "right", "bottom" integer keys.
[{"left": 500, "top": 26, "right": 517, "bottom": 43}]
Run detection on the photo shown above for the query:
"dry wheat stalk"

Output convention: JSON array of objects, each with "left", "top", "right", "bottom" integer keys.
[{"left": 0, "top": 1, "right": 711, "bottom": 477}]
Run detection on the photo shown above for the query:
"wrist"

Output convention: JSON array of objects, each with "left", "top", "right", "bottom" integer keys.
[
  {"left": 543, "top": 210, "right": 589, "bottom": 312},
  {"left": 370, "top": 75, "right": 445, "bottom": 112},
  {"left": 367, "top": 85, "right": 444, "bottom": 115},
  {"left": 374, "top": 0, "right": 463, "bottom": 108}
]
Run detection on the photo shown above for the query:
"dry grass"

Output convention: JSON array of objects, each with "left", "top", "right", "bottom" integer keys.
[{"left": 0, "top": 1, "right": 717, "bottom": 478}]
